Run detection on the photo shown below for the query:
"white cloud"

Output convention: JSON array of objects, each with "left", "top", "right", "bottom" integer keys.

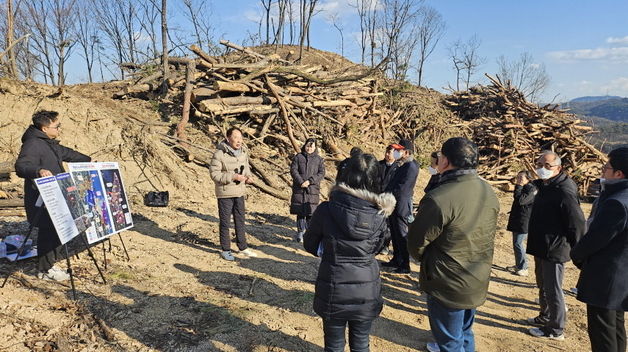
[
  {"left": 601, "top": 77, "right": 628, "bottom": 92},
  {"left": 547, "top": 47, "right": 628, "bottom": 63},
  {"left": 244, "top": 9, "right": 262, "bottom": 23},
  {"left": 606, "top": 36, "right": 628, "bottom": 45},
  {"left": 529, "top": 63, "right": 541, "bottom": 69},
  {"left": 319, "top": 0, "right": 358, "bottom": 19}
]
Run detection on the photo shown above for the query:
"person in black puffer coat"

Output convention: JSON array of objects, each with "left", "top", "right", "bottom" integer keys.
[
  {"left": 525, "top": 150, "right": 585, "bottom": 340},
  {"left": 571, "top": 147, "right": 628, "bottom": 352},
  {"left": 290, "top": 138, "right": 325, "bottom": 242},
  {"left": 15, "top": 110, "right": 91, "bottom": 280},
  {"left": 506, "top": 170, "right": 537, "bottom": 276},
  {"left": 304, "top": 152, "right": 395, "bottom": 352}
]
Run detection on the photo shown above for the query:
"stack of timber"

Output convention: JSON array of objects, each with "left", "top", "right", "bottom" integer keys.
[
  {"left": 112, "top": 40, "right": 461, "bottom": 157},
  {"left": 444, "top": 74, "right": 606, "bottom": 194},
  {"left": 0, "top": 160, "right": 24, "bottom": 217},
  {"left": 113, "top": 41, "right": 461, "bottom": 200}
]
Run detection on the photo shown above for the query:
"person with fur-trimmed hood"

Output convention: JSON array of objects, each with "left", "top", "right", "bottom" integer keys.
[
  {"left": 209, "top": 127, "right": 258, "bottom": 261},
  {"left": 381, "top": 138, "right": 419, "bottom": 274},
  {"left": 304, "top": 152, "right": 395, "bottom": 352}
]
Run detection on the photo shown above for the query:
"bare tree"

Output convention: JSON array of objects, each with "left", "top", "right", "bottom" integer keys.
[
  {"left": 50, "top": 0, "right": 78, "bottom": 86},
  {"left": 497, "top": 52, "right": 550, "bottom": 102},
  {"left": 448, "top": 39, "right": 463, "bottom": 91},
  {"left": 352, "top": 0, "right": 371, "bottom": 64},
  {"left": 379, "top": 0, "right": 421, "bottom": 80},
  {"left": 298, "top": 0, "right": 319, "bottom": 60},
  {"left": 160, "top": 0, "right": 168, "bottom": 92},
  {"left": 75, "top": 1, "right": 98, "bottom": 82},
  {"left": 260, "top": 0, "right": 272, "bottom": 45},
  {"left": 416, "top": 5, "right": 445, "bottom": 87},
  {"left": 272, "top": 0, "right": 288, "bottom": 46},
  {"left": 327, "top": 12, "right": 344, "bottom": 57},
  {"left": 26, "top": 0, "right": 55, "bottom": 84},
  {"left": 181, "top": 0, "right": 216, "bottom": 54},
  {"left": 449, "top": 35, "right": 484, "bottom": 90},
  {"left": 287, "top": 0, "right": 296, "bottom": 44},
  {"left": 138, "top": 1, "right": 160, "bottom": 59},
  {"left": 4, "top": 0, "right": 18, "bottom": 77}
]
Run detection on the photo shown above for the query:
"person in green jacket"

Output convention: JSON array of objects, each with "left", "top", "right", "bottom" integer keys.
[{"left": 407, "top": 137, "right": 499, "bottom": 352}]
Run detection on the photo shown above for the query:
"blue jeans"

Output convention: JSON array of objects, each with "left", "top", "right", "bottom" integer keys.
[
  {"left": 323, "top": 318, "right": 373, "bottom": 352},
  {"left": 427, "top": 295, "right": 476, "bottom": 352},
  {"left": 512, "top": 233, "right": 528, "bottom": 270}
]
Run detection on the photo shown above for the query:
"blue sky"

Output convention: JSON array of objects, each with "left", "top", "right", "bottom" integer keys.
[
  {"left": 67, "top": 0, "right": 628, "bottom": 102},
  {"left": 209, "top": 0, "right": 628, "bottom": 102}
]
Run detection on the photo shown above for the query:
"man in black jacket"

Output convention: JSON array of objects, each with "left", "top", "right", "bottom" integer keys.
[
  {"left": 378, "top": 144, "right": 402, "bottom": 190},
  {"left": 15, "top": 110, "right": 91, "bottom": 281},
  {"left": 571, "top": 147, "right": 628, "bottom": 352},
  {"left": 525, "top": 150, "right": 585, "bottom": 340},
  {"left": 382, "top": 138, "right": 419, "bottom": 274}
]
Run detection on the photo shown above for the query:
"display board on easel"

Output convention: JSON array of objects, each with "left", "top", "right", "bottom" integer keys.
[{"left": 35, "top": 162, "right": 134, "bottom": 244}]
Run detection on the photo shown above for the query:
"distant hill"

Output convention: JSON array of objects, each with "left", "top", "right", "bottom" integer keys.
[
  {"left": 562, "top": 96, "right": 628, "bottom": 122},
  {"left": 582, "top": 116, "right": 628, "bottom": 152},
  {"left": 570, "top": 95, "right": 622, "bottom": 103}
]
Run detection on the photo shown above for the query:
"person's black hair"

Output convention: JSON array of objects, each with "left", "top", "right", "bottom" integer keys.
[
  {"left": 349, "top": 147, "right": 363, "bottom": 156},
  {"left": 430, "top": 151, "right": 439, "bottom": 160},
  {"left": 336, "top": 153, "right": 381, "bottom": 194},
  {"left": 301, "top": 138, "right": 317, "bottom": 153},
  {"left": 440, "top": 137, "right": 478, "bottom": 169},
  {"left": 32, "top": 110, "right": 59, "bottom": 129},
  {"left": 608, "top": 147, "right": 628, "bottom": 178},
  {"left": 386, "top": 145, "right": 395, "bottom": 152},
  {"left": 226, "top": 126, "right": 243, "bottom": 138}
]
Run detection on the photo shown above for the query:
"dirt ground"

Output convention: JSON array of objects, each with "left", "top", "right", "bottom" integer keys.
[{"left": 0, "top": 80, "right": 624, "bottom": 352}]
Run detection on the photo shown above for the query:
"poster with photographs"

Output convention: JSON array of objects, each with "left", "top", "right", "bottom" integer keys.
[
  {"left": 34, "top": 175, "right": 81, "bottom": 245},
  {"left": 68, "top": 162, "right": 133, "bottom": 243},
  {"left": 35, "top": 163, "right": 133, "bottom": 245},
  {"left": 68, "top": 165, "right": 114, "bottom": 243},
  {"left": 96, "top": 162, "right": 133, "bottom": 233}
]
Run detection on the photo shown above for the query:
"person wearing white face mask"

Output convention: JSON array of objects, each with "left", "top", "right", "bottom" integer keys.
[
  {"left": 424, "top": 151, "right": 441, "bottom": 193},
  {"left": 524, "top": 150, "right": 586, "bottom": 341},
  {"left": 571, "top": 147, "right": 628, "bottom": 352}
]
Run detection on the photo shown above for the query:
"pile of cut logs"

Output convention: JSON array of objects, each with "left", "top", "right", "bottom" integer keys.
[
  {"left": 444, "top": 74, "right": 606, "bottom": 194},
  {"left": 0, "top": 160, "right": 24, "bottom": 216},
  {"left": 114, "top": 40, "right": 392, "bottom": 160}
]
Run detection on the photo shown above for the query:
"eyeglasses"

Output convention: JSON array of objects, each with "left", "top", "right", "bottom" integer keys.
[
  {"left": 602, "top": 164, "right": 614, "bottom": 172},
  {"left": 535, "top": 162, "right": 559, "bottom": 169},
  {"left": 47, "top": 123, "right": 61, "bottom": 130}
]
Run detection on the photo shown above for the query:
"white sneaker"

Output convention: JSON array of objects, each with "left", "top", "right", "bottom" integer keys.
[
  {"left": 240, "top": 248, "right": 258, "bottom": 257},
  {"left": 426, "top": 342, "right": 441, "bottom": 352},
  {"left": 515, "top": 269, "right": 529, "bottom": 276},
  {"left": 37, "top": 266, "right": 70, "bottom": 281},
  {"left": 220, "top": 251, "right": 235, "bottom": 261},
  {"left": 528, "top": 327, "right": 565, "bottom": 341}
]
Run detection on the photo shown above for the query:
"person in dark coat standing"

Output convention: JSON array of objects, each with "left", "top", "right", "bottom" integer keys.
[
  {"left": 377, "top": 144, "right": 402, "bottom": 255},
  {"left": 506, "top": 170, "right": 537, "bottom": 277},
  {"left": 381, "top": 138, "right": 419, "bottom": 274},
  {"left": 15, "top": 110, "right": 91, "bottom": 281},
  {"left": 378, "top": 144, "right": 402, "bottom": 190},
  {"left": 304, "top": 152, "right": 395, "bottom": 352},
  {"left": 571, "top": 147, "right": 628, "bottom": 352},
  {"left": 424, "top": 151, "right": 441, "bottom": 193},
  {"left": 525, "top": 150, "right": 586, "bottom": 340},
  {"left": 290, "top": 138, "right": 325, "bottom": 242}
]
